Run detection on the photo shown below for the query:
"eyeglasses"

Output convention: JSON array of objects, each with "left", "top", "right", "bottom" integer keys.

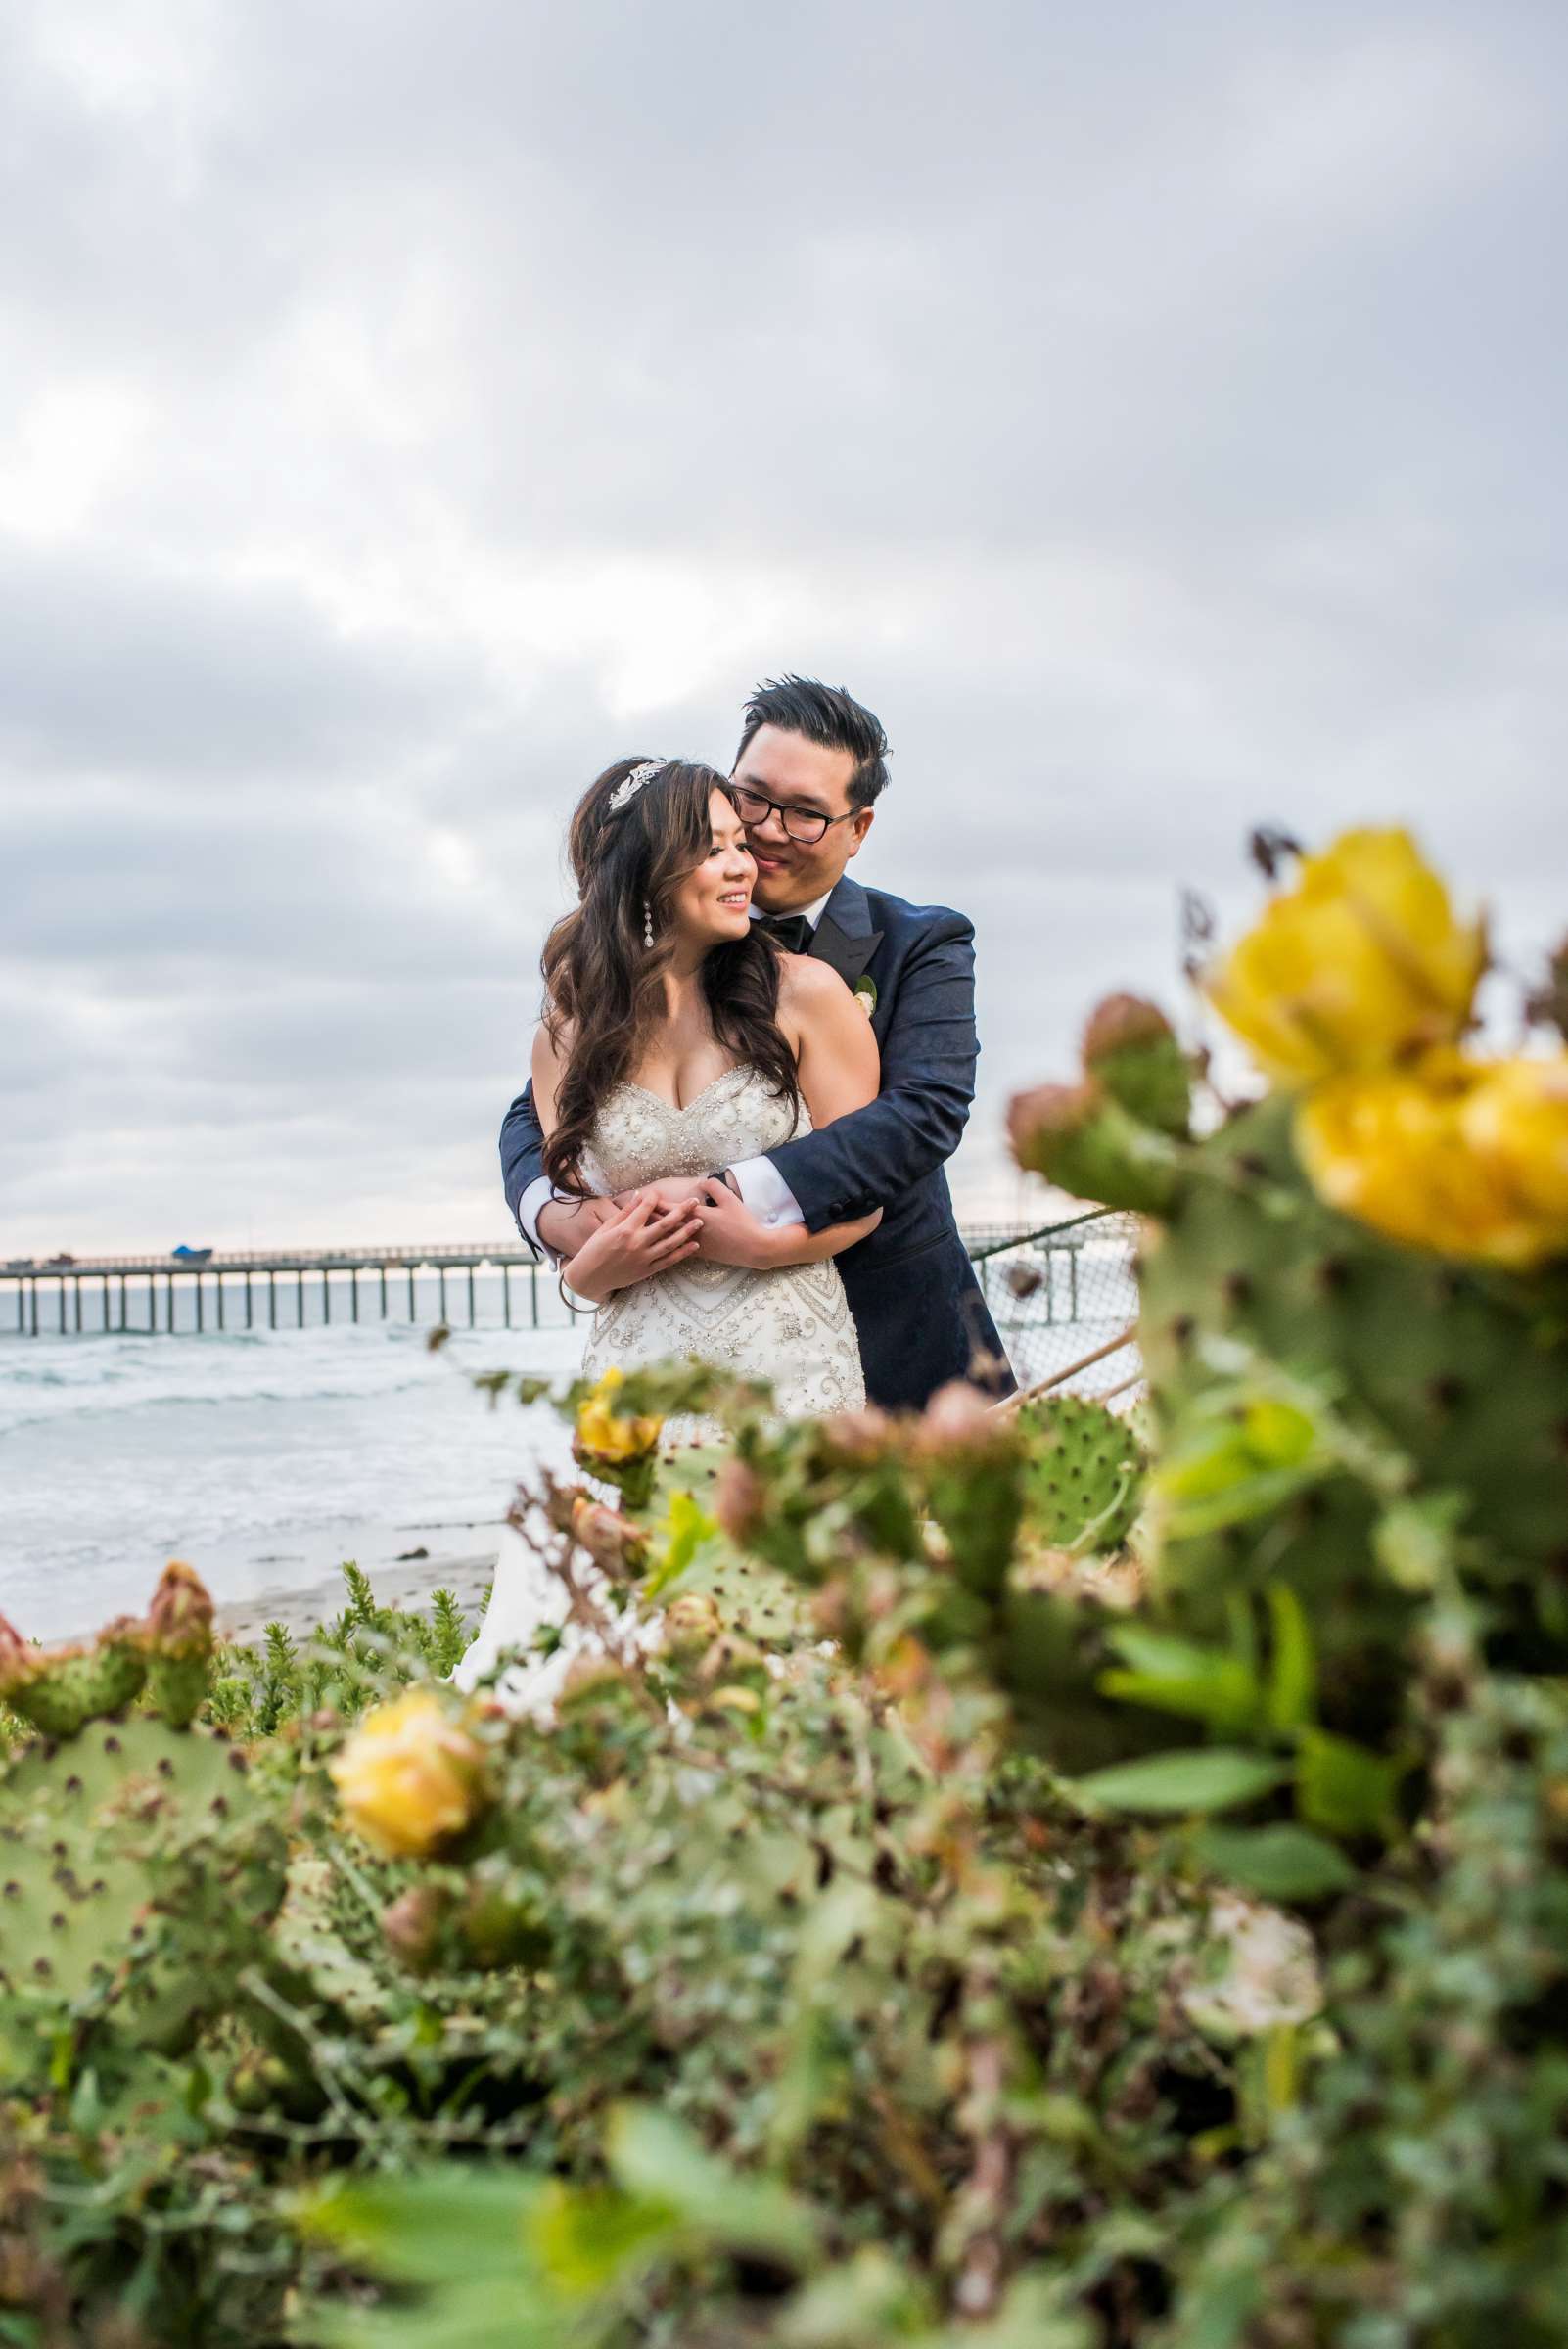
[{"left": 730, "top": 783, "right": 858, "bottom": 847}]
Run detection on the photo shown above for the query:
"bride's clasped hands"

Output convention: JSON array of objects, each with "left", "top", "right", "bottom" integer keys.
[
  {"left": 555, "top": 1189, "right": 705, "bottom": 1305},
  {"left": 562, "top": 1175, "right": 790, "bottom": 1305}
]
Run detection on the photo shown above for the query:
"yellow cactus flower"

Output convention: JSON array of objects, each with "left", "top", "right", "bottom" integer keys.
[
  {"left": 329, "top": 1687, "right": 489, "bottom": 1859},
  {"left": 1208, "top": 829, "right": 1486, "bottom": 1084},
  {"left": 1460, "top": 1053, "right": 1568, "bottom": 1227},
  {"left": 574, "top": 1367, "right": 664, "bottom": 1465},
  {"left": 1295, "top": 1050, "right": 1568, "bottom": 1269}
]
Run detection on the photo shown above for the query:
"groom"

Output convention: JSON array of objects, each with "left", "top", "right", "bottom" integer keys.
[{"left": 499, "top": 675, "right": 1014, "bottom": 1411}]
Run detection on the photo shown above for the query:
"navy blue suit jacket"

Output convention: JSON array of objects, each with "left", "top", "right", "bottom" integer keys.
[{"left": 498, "top": 875, "right": 1014, "bottom": 1411}]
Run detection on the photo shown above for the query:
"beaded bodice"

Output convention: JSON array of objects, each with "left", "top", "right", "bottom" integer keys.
[{"left": 581, "top": 1064, "right": 807, "bottom": 1194}]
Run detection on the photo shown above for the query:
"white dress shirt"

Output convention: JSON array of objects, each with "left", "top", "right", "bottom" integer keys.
[{"left": 517, "top": 892, "right": 832, "bottom": 1255}]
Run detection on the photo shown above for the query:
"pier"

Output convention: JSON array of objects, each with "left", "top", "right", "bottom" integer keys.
[
  {"left": 0, "top": 1218, "right": 1137, "bottom": 1396},
  {"left": 0, "top": 1243, "right": 556, "bottom": 1339}
]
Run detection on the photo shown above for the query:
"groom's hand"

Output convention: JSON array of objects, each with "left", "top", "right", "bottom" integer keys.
[
  {"left": 537, "top": 1194, "right": 622, "bottom": 1261},
  {"left": 692, "top": 1178, "right": 775, "bottom": 1269}
]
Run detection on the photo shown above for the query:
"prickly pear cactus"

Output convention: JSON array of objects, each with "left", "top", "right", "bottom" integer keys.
[
  {"left": 0, "top": 1616, "right": 147, "bottom": 1740},
  {"left": 142, "top": 1559, "right": 217, "bottom": 1728},
  {"left": 1019, "top": 1392, "right": 1145, "bottom": 1554},
  {"left": 0, "top": 1561, "right": 219, "bottom": 1742},
  {"left": 0, "top": 1713, "right": 259, "bottom": 2009},
  {"left": 1012, "top": 831, "right": 1568, "bottom": 1728},
  {"left": 1139, "top": 1092, "right": 1568, "bottom": 1597},
  {"left": 914, "top": 1383, "right": 1028, "bottom": 1600}
]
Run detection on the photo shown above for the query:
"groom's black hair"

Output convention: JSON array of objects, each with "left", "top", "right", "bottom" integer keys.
[{"left": 734, "top": 675, "right": 891, "bottom": 811}]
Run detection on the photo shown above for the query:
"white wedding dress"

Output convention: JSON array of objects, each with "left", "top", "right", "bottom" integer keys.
[{"left": 452, "top": 1063, "right": 864, "bottom": 1706}]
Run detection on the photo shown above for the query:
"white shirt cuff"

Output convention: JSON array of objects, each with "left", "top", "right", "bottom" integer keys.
[
  {"left": 519, "top": 1176, "right": 558, "bottom": 1259},
  {"left": 729, "top": 1156, "right": 804, "bottom": 1229}
]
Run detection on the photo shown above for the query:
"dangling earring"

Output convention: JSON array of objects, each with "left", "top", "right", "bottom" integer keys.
[{"left": 643, "top": 898, "right": 655, "bottom": 951}]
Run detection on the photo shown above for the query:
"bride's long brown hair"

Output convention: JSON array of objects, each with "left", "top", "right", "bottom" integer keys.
[{"left": 539, "top": 758, "right": 800, "bottom": 1192}]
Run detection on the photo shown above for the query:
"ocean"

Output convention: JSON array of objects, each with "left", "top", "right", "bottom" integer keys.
[
  {"left": 0, "top": 1229, "right": 1142, "bottom": 1643},
  {"left": 0, "top": 1276, "right": 587, "bottom": 1640}
]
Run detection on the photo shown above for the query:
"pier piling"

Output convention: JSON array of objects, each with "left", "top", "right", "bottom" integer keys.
[{"left": 4, "top": 1238, "right": 610, "bottom": 1345}]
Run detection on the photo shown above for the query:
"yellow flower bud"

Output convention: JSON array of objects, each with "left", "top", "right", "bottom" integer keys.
[
  {"left": 707, "top": 1683, "right": 761, "bottom": 1714},
  {"left": 574, "top": 1368, "right": 664, "bottom": 1465},
  {"left": 663, "top": 1590, "right": 722, "bottom": 1654},
  {"left": 1208, "top": 829, "right": 1485, "bottom": 1084},
  {"left": 1295, "top": 1050, "right": 1568, "bottom": 1269},
  {"left": 329, "top": 1687, "right": 488, "bottom": 1859},
  {"left": 568, "top": 1495, "right": 650, "bottom": 1579}
]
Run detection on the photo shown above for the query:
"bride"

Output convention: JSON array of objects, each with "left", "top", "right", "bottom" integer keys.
[{"left": 454, "top": 755, "right": 879, "bottom": 1698}]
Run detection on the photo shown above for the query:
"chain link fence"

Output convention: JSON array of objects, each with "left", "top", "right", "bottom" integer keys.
[{"left": 965, "top": 1210, "right": 1142, "bottom": 1402}]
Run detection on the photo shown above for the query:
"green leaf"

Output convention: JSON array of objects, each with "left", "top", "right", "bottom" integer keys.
[
  {"left": 1222, "top": 1589, "right": 1258, "bottom": 1680},
  {"left": 1071, "top": 1748, "right": 1291, "bottom": 1817},
  {"left": 1240, "top": 1397, "right": 1318, "bottom": 1467},
  {"left": 1191, "top": 1822, "right": 1356, "bottom": 1902},
  {"left": 1154, "top": 1389, "right": 1331, "bottom": 1538},
  {"left": 1296, "top": 1729, "right": 1407, "bottom": 1840},
  {"left": 1097, "top": 1642, "right": 1263, "bottom": 1738},
  {"left": 300, "top": 2168, "right": 544, "bottom": 2287},
  {"left": 1373, "top": 1491, "right": 1466, "bottom": 1592},
  {"left": 305, "top": 2275, "right": 561, "bottom": 2349},
  {"left": 643, "top": 1490, "right": 719, "bottom": 1599},
  {"left": 607, "top": 2106, "right": 819, "bottom": 2270},
  {"left": 529, "top": 2181, "right": 678, "bottom": 2299},
  {"left": 1264, "top": 1584, "right": 1315, "bottom": 1735},
  {"left": 775, "top": 2246, "right": 932, "bottom": 2342}
]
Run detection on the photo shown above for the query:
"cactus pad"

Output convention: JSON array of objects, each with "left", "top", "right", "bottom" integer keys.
[
  {"left": 1019, "top": 1393, "right": 1146, "bottom": 1554},
  {"left": 0, "top": 1715, "right": 257, "bottom": 2008},
  {"left": 1139, "top": 1095, "right": 1568, "bottom": 1601},
  {"left": 0, "top": 1620, "right": 148, "bottom": 1741}
]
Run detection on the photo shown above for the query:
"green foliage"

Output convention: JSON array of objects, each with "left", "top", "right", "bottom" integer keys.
[
  {"left": 1073, "top": 1747, "right": 1294, "bottom": 1817},
  {"left": 8, "top": 916, "right": 1568, "bottom": 2349}
]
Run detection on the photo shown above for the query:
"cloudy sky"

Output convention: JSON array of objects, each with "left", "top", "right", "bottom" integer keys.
[{"left": 3, "top": 0, "right": 1566, "bottom": 1254}]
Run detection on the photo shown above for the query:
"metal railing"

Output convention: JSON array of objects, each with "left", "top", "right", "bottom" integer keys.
[{"left": 969, "top": 1210, "right": 1142, "bottom": 1400}]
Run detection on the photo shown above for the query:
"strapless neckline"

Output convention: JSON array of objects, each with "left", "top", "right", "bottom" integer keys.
[{"left": 617, "top": 1065, "right": 747, "bottom": 1120}]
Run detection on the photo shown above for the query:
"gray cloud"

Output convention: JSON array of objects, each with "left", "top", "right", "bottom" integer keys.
[
  {"left": 2, "top": 0, "right": 1566, "bottom": 1251},
  {"left": 0, "top": 544, "right": 481, "bottom": 777}
]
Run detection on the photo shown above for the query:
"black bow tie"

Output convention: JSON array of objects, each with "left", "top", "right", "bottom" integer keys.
[{"left": 758, "top": 913, "right": 813, "bottom": 955}]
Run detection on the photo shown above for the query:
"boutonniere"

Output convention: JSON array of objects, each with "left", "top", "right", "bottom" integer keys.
[{"left": 853, "top": 975, "right": 878, "bottom": 1019}]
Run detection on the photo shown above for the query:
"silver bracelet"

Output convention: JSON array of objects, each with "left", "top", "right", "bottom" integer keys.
[{"left": 558, "top": 1272, "right": 597, "bottom": 1317}]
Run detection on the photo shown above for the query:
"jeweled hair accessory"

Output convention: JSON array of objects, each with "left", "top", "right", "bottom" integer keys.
[{"left": 608, "top": 759, "right": 665, "bottom": 813}]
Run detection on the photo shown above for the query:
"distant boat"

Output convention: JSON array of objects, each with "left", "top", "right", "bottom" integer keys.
[{"left": 170, "top": 1245, "right": 214, "bottom": 1264}]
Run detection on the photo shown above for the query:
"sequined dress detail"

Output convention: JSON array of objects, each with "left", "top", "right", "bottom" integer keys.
[{"left": 577, "top": 1064, "right": 865, "bottom": 1417}]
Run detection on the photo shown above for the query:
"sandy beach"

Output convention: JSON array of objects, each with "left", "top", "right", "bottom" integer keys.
[
  {"left": 3, "top": 1314, "right": 586, "bottom": 1645},
  {"left": 213, "top": 1543, "right": 500, "bottom": 1646}
]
